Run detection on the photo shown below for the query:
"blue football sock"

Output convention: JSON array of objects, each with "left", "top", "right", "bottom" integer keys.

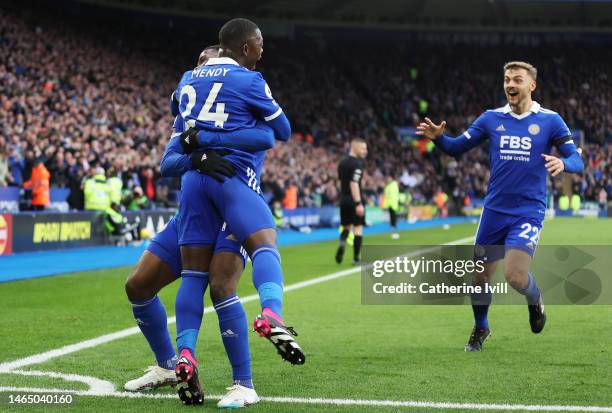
[
  {"left": 251, "top": 245, "right": 283, "bottom": 317},
  {"left": 176, "top": 270, "right": 208, "bottom": 355},
  {"left": 471, "top": 287, "right": 492, "bottom": 330},
  {"left": 519, "top": 272, "right": 541, "bottom": 305},
  {"left": 131, "top": 295, "right": 177, "bottom": 370},
  {"left": 214, "top": 294, "right": 252, "bottom": 388}
]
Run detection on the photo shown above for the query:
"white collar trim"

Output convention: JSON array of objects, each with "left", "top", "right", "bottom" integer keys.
[
  {"left": 204, "top": 57, "right": 239, "bottom": 66},
  {"left": 502, "top": 101, "right": 541, "bottom": 119}
]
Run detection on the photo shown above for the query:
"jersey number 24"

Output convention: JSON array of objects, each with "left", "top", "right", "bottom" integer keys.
[{"left": 180, "top": 83, "right": 228, "bottom": 128}]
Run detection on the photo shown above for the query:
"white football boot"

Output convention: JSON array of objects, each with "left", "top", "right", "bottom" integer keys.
[
  {"left": 217, "top": 384, "right": 260, "bottom": 409},
  {"left": 124, "top": 365, "right": 177, "bottom": 391}
]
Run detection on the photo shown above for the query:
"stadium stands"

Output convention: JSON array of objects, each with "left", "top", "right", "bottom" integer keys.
[{"left": 0, "top": 4, "right": 610, "bottom": 213}]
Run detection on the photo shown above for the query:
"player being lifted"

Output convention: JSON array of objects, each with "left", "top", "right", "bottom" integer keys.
[
  {"left": 174, "top": 18, "right": 304, "bottom": 404},
  {"left": 416, "top": 61, "right": 583, "bottom": 351},
  {"left": 335, "top": 138, "right": 368, "bottom": 265},
  {"left": 124, "top": 45, "right": 272, "bottom": 408}
]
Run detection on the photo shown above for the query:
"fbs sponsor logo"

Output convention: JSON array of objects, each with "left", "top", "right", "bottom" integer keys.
[{"left": 499, "top": 136, "right": 532, "bottom": 162}]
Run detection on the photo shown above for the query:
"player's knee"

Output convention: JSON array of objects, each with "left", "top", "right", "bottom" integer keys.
[
  {"left": 125, "top": 270, "right": 156, "bottom": 301},
  {"left": 209, "top": 275, "right": 237, "bottom": 303},
  {"left": 243, "top": 228, "right": 277, "bottom": 255},
  {"left": 504, "top": 267, "right": 528, "bottom": 289},
  {"left": 472, "top": 272, "right": 488, "bottom": 286},
  {"left": 210, "top": 281, "right": 236, "bottom": 302}
]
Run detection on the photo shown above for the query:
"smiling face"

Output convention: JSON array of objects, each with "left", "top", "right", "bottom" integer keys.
[{"left": 504, "top": 67, "right": 536, "bottom": 108}]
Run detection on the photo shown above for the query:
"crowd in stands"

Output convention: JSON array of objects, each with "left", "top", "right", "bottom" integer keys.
[{"left": 0, "top": 5, "right": 610, "bottom": 215}]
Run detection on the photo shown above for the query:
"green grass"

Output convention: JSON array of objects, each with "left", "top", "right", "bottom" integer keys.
[{"left": 1, "top": 218, "right": 611, "bottom": 412}]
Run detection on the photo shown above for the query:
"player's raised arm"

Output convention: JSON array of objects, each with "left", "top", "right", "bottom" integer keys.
[
  {"left": 247, "top": 72, "right": 291, "bottom": 141},
  {"left": 417, "top": 116, "right": 488, "bottom": 156}
]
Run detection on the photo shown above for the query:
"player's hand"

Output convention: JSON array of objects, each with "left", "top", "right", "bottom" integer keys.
[
  {"left": 179, "top": 128, "right": 199, "bottom": 154},
  {"left": 190, "top": 149, "right": 235, "bottom": 182},
  {"left": 355, "top": 203, "right": 365, "bottom": 217},
  {"left": 416, "top": 117, "right": 446, "bottom": 140},
  {"left": 542, "top": 154, "right": 565, "bottom": 177}
]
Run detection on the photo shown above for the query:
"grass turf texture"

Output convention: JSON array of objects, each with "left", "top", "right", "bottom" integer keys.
[{"left": 0, "top": 218, "right": 611, "bottom": 412}]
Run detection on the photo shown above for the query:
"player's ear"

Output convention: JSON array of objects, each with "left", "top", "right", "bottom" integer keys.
[
  {"left": 530, "top": 79, "right": 536, "bottom": 92},
  {"left": 242, "top": 42, "right": 249, "bottom": 57}
]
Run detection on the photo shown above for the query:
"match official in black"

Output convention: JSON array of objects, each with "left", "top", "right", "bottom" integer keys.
[{"left": 335, "top": 138, "right": 368, "bottom": 265}]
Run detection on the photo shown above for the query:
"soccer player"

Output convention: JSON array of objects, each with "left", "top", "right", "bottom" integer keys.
[
  {"left": 124, "top": 46, "right": 267, "bottom": 408},
  {"left": 174, "top": 18, "right": 304, "bottom": 404},
  {"left": 416, "top": 61, "right": 584, "bottom": 351},
  {"left": 335, "top": 138, "right": 368, "bottom": 265}
]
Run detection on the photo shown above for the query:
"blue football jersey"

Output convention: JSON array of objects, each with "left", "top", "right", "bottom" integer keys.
[
  {"left": 462, "top": 102, "right": 572, "bottom": 218},
  {"left": 170, "top": 114, "right": 267, "bottom": 192},
  {"left": 175, "top": 70, "right": 192, "bottom": 97},
  {"left": 176, "top": 57, "right": 282, "bottom": 181}
]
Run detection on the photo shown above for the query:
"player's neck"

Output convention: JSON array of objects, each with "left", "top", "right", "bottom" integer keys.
[
  {"left": 219, "top": 50, "right": 244, "bottom": 67},
  {"left": 509, "top": 97, "right": 533, "bottom": 115}
]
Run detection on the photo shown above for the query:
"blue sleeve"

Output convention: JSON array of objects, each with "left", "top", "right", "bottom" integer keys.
[
  {"left": 197, "top": 122, "right": 275, "bottom": 152},
  {"left": 247, "top": 73, "right": 291, "bottom": 141},
  {"left": 549, "top": 114, "right": 583, "bottom": 173},
  {"left": 160, "top": 117, "right": 191, "bottom": 177},
  {"left": 557, "top": 139, "right": 584, "bottom": 174},
  {"left": 550, "top": 114, "right": 572, "bottom": 142},
  {"left": 433, "top": 113, "right": 488, "bottom": 156}
]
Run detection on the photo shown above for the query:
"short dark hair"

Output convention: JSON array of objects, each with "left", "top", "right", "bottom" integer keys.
[
  {"left": 504, "top": 61, "right": 537, "bottom": 80},
  {"left": 219, "top": 18, "right": 259, "bottom": 51}
]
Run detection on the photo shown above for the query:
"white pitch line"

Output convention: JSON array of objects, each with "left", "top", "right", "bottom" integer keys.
[
  {"left": 0, "top": 235, "right": 475, "bottom": 373},
  {"left": 0, "top": 387, "right": 611, "bottom": 412},
  {"left": 8, "top": 370, "right": 115, "bottom": 393}
]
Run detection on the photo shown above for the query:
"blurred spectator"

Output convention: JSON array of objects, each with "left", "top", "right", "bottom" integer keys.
[
  {"left": 107, "top": 167, "right": 123, "bottom": 206},
  {"left": 0, "top": 147, "right": 10, "bottom": 186},
  {"left": 125, "top": 186, "right": 150, "bottom": 210},
  {"left": 83, "top": 167, "right": 110, "bottom": 211},
  {"left": 23, "top": 158, "right": 50, "bottom": 210}
]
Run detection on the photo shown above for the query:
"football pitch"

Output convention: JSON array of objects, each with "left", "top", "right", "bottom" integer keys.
[{"left": 1, "top": 218, "right": 611, "bottom": 412}]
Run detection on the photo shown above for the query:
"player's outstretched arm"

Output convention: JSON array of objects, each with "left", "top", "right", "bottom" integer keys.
[
  {"left": 416, "top": 117, "right": 486, "bottom": 156},
  {"left": 196, "top": 122, "right": 276, "bottom": 152}
]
